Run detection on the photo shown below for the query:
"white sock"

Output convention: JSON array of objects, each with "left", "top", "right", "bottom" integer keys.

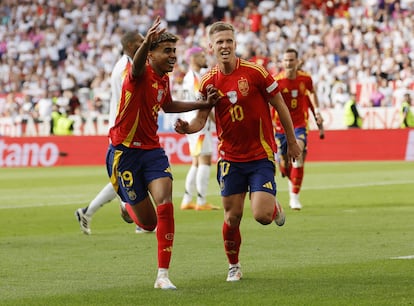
[
  {"left": 182, "top": 165, "right": 197, "bottom": 204},
  {"left": 85, "top": 182, "right": 117, "bottom": 217},
  {"left": 157, "top": 268, "right": 168, "bottom": 277},
  {"left": 196, "top": 164, "right": 210, "bottom": 205},
  {"left": 288, "top": 180, "right": 300, "bottom": 200},
  {"left": 290, "top": 192, "right": 299, "bottom": 201}
]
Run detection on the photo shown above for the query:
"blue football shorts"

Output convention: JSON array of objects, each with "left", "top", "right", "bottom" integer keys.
[
  {"left": 216, "top": 158, "right": 277, "bottom": 197},
  {"left": 106, "top": 144, "right": 172, "bottom": 205},
  {"left": 275, "top": 126, "right": 308, "bottom": 159}
]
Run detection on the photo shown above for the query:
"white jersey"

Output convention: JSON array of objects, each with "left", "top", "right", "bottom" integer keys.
[
  {"left": 182, "top": 69, "right": 211, "bottom": 130},
  {"left": 109, "top": 54, "right": 132, "bottom": 128},
  {"left": 182, "top": 68, "right": 213, "bottom": 156}
]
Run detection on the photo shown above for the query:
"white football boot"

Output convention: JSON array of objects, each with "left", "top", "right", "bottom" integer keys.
[
  {"left": 226, "top": 263, "right": 243, "bottom": 282},
  {"left": 75, "top": 208, "right": 91, "bottom": 235}
]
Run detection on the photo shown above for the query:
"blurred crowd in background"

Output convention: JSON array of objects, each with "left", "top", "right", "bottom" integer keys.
[{"left": 1, "top": 0, "right": 414, "bottom": 127}]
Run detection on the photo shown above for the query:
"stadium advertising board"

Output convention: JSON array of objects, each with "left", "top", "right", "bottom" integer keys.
[{"left": 0, "top": 129, "right": 413, "bottom": 167}]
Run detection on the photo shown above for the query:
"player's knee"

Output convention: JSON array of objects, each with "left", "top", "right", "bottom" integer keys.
[
  {"left": 225, "top": 214, "right": 242, "bottom": 227},
  {"left": 253, "top": 212, "right": 272, "bottom": 225},
  {"left": 140, "top": 222, "right": 157, "bottom": 231}
]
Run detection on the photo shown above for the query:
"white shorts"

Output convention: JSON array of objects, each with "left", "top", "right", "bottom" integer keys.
[{"left": 186, "top": 130, "right": 213, "bottom": 156}]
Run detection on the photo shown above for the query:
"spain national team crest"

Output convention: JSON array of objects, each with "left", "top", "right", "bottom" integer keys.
[
  {"left": 227, "top": 91, "right": 238, "bottom": 104},
  {"left": 238, "top": 77, "right": 249, "bottom": 96},
  {"left": 127, "top": 189, "right": 137, "bottom": 201}
]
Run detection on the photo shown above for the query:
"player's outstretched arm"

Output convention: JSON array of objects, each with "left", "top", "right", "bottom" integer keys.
[
  {"left": 164, "top": 85, "right": 220, "bottom": 113},
  {"left": 174, "top": 108, "right": 211, "bottom": 134}
]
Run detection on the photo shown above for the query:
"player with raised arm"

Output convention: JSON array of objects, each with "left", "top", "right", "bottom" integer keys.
[
  {"left": 106, "top": 17, "right": 219, "bottom": 290},
  {"left": 75, "top": 31, "right": 156, "bottom": 235}
]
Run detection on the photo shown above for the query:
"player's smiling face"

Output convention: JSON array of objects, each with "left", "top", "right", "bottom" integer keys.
[
  {"left": 149, "top": 41, "right": 177, "bottom": 75},
  {"left": 210, "top": 30, "right": 236, "bottom": 63}
]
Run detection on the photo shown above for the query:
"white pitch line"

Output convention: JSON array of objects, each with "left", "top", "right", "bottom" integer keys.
[
  {"left": 1, "top": 180, "right": 413, "bottom": 209},
  {"left": 298, "top": 180, "right": 414, "bottom": 191},
  {"left": 390, "top": 255, "right": 414, "bottom": 260}
]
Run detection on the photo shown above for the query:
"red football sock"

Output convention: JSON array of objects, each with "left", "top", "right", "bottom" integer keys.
[
  {"left": 156, "top": 203, "right": 174, "bottom": 269},
  {"left": 125, "top": 203, "right": 140, "bottom": 225},
  {"left": 222, "top": 222, "right": 241, "bottom": 265},
  {"left": 125, "top": 203, "right": 157, "bottom": 231},
  {"left": 279, "top": 164, "right": 291, "bottom": 179},
  {"left": 290, "top": 166, "right": 304, "bottom": 194}
]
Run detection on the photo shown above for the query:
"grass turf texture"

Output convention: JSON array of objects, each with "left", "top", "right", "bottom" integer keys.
[{"left": 1, "top": 161, "right": 413, "bottom": 306}]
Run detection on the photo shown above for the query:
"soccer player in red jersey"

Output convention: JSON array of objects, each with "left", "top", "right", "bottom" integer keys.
[
  {"left": 175, "top": 21, "right": 301, "bottom": 282},
  {"left": 106, "top": 17, "right": 219, "bottom": 290},
  {"left": 75, "top": 31, "right": 156, "bottom": 235},
  {"left": 272, "top": 48, "right": 324, "bottom": 210}
]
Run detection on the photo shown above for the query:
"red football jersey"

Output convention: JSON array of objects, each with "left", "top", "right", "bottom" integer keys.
[
  {"left": 272, "top": 70, "right": 314, "bottom": 133},
  {"left": 109, "top": 64, "right": 172, "bottom": 149},
  {"left": 199, "top": 58, "right": 279, "bottom": 162}
]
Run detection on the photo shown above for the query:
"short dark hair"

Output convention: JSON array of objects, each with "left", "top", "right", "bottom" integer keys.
[
  {"left": 285, "top": 48, "right": 298, "bottom": 58},
  {"left": 121, "top": 31, "right": 142, "bottom": 50},
  {"left": 150, "top": 32, "right": 179, "bottom": 51}
]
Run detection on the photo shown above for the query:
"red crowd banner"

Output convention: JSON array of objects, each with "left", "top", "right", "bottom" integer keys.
[{"left": 0, "top": 129, "right": 413, "bottom": 167}]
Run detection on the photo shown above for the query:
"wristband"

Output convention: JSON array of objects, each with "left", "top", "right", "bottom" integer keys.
[{"left": 314, "top": 108, "right": 320, "bottom": 114}]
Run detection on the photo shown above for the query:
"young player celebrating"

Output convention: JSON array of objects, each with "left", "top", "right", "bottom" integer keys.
[
  {"left": 107, "top": 17, "right": 219, "bottom": 289},
  {"left": 75, "top": 31, "right": 156, "bottom": 235}
]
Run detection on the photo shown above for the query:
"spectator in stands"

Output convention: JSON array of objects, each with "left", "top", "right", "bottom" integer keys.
[
  {"left": 331, "top": 80, "right": 350, "bottom": 109},
  {"left": 51, "top": 104, "right": 74, "bottom": 135},
  {"left": 67, "top": 91, "right": 81, "bottom": 115},
  {"left": 370, "top": 82, "right": 385, "bottom": 107},
  {"left": 34, "top": 90, "right": 53, "bottom": 123},
  {"left": 401, "top": 92, "right": 414, "bottom": 128},
  {"left": 343, "top": 93, "right": 363, "bottom": 129},
  {"left": 377, "top": 78, "right": 394, "bottom": 107}
]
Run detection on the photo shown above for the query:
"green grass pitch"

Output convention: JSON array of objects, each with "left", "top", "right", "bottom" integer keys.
[{"left": 1, "top": 161, "right": 413, "bottom": 306}]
